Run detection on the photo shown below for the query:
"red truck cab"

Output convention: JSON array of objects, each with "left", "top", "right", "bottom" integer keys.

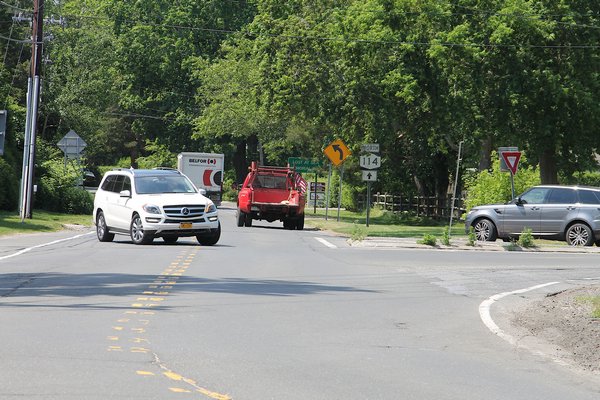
[{"left": 237, "top": 162, "right": 306, "bottom": 230}]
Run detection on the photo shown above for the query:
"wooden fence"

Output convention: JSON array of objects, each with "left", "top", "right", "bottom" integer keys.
[{"left": 366, "top": 193, "right": 466, "bottom": 220}]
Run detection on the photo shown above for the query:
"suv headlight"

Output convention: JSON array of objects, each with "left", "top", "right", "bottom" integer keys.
[
  {"left": 205, "top": 203, "right": 217, "bottom": 213},
  {"left": 142, "top": 204, "right": 161, "bottom": 214}
]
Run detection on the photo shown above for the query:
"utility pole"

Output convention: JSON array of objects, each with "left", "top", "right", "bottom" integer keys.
[{"left": 20, "top": 0, "right": 44, "bottom": 220}]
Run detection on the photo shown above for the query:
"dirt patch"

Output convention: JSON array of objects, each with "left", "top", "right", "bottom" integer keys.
[{"left": 513, "top": 285, "right": 600, "bottom": 372}]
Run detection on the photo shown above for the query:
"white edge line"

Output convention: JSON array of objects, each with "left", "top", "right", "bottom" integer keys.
[
  {"left": 479, "top": 282, "right": 560, "bottom": 346},
  {"left": 0, "top": 231, "right": 94, "bottom": 261},
  {"left": 315, "top": 237, "right": 337, "bottom": 249}
]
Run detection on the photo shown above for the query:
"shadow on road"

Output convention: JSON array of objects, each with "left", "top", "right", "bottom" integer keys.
[{"left": 0, "top": 272, "right": 377, "bottom": 309}]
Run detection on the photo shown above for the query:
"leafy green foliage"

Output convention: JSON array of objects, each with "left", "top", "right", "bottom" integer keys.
[
  {"left": 464, "top": 152, "right": 540, "bottom": 211},
  {"left": 418, "top": 234, "right": 437, "bottom": 246},
  {"left": 441, "top": 227, "right": 451, "bottom": 246},
  {"left": 0, "top": 158, "right": 18, "bottom": 211},
  {"left": 517, "top": 228, "right": 536, "bottom": 248},
  {"left": 36, "top": 159, "right": 93, "bottom": 214},
  {"left": 467, "top": 227, "right": 476, "bottom": 246}
]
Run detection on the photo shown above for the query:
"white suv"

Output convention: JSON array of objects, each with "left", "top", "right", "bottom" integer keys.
[{"left": 93, "top": 168, "right": 220, "bottom": 245}]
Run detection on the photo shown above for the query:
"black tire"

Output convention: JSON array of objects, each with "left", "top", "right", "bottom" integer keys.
[
  {"left": 566, "top": 223, "right": 593, "bottom": 246},
  {"left": 130, "top": 213, "right": 154, "bottom": 245},
  {"left": 283, "top": 218, "right": 293, "bottom": 230},
  {"left": 197, "top": 222, "right": 221, "bottom": 246},
  {"left": 245, "top": 214, "right": 253, "bottom": 227},
  {"left": 296, "top": 214, "right": 305, "bottom": 231},
  {"left": 163, "top": 236, "right": 179, "bottom": 244},
  {"left": 472, "top": 218, "right": 497, "bottom": 242},
  {"left": 96, "top": 211, "right": 114, "bottom": 242},
  {"left": 237, "top": 209, "right": 246, "bottom": 227}
]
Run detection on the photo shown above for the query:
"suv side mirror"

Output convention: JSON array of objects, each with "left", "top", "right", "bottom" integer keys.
[
  {"left": 119, "top": 190, "right": 131, "bottom": 198},
  {"left": 515, "top": 196, "right": 523, "bottom": 205},
  {"left": 198, "top": 188, "right": 207, "bottom": 195}
]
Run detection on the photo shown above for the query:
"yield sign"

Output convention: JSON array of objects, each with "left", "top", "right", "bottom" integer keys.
[{"left": 501, "top": 151, "right": 521, "bottom": 175}]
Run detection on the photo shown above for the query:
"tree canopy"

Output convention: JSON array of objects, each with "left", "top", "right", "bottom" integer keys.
[{"left": 0, "top": 0, "right": 598, "bottom": 206}]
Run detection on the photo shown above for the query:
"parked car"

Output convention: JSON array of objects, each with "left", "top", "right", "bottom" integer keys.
[
  {"left": 464, "top": 185, "right": 600, "bottom": 246},
  {"left": 93, "top": 168, "right": 220, "bottom": 245}
]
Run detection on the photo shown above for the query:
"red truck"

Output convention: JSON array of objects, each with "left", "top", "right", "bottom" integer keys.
[{"left": 237, "top": 161, "right": 307, "bottom": 230}]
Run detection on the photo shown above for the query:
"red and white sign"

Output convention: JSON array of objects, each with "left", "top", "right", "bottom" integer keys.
[{"left": 501, "top": 151, "right": 521, "bottom": 175}]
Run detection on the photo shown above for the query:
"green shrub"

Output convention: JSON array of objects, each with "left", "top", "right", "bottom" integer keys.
[
  {"left": 441, "top": 227, "right": 451, "bottom": 246},
  {"left": 0, "top": 158, "right": 18, "bottom": 211},
  {"left": 464, "top": 151, "right": 540, "bottom": 212},
  {"left": 517, "top": 228, "right": 535, "bottom": 248},
  {"left": 351, "top": 223, "right": 366, "bottom": 241},
  {"left": 62, "top": 187, "right": 94, "bottom": 214},
  {"left": 467, "top": 227, "right": 476, "bottom": 246},
  {"left": 418, "top": 233, "right": 437, "bottom": 246},
  {"left": 35, "top": 159, "right": 93, "bottom": 214}
]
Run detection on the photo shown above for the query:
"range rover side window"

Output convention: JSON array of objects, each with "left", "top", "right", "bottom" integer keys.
[
  {"left": 520, "top": 188, "right": 550, "bottom": 204},
  {"left": 579, "top": 190, "right": 600, "bottom": 204},
  {"left": 546, "top": 188, "right": 576, "bottom": 204}
]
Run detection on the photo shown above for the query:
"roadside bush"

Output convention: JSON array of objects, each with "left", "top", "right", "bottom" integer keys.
[
  {"left": 441, "top": 227, "right": 451, "bottom": 246},
  {"left": 35, "top": 159, "right": 93, "bottom": 214},
  {"left": 418, "top": 234, "right": 437, "bottom": 246},
  {"left": 565, "top": 171, "right": 600, "bottom": 187},
  {"left": 0, "top": 157, "right": 18, "bottom": 211},
  {"left": 467, "top": 227, "right": 476, "bottom": 246},
  {"left": 518, "top": 228, "right": 535, "bottom": 248},
  {"left": 464, "top": 151, "right": 540, "bottom": 212}
]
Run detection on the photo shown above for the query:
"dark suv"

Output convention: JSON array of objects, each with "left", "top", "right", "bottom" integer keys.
[{"left": 465, "top": 185, "right": 600, "bottom": 246}]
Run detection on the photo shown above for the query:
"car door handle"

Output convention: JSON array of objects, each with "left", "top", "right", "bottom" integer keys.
[
  {"left": 531, "top": 206, "right": 540, "bottom": 210},
  {"left": 566, "top": 206, "right": 576, "bottom": 210}
]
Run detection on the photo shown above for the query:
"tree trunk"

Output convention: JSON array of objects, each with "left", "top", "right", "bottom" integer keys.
[
  {"left": 233, "top": 141, "right": 247, "bottom": 184},
  {"left": 539, "top": 148, "right": 558, "bottom": 184},
  {"left": 478, "top": 136, "right": 493, "bottom": 171}
]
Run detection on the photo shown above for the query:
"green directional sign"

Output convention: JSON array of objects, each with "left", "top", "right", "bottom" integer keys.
[{"left": 288, "top": 157, "right": 323, "bottom": 173}]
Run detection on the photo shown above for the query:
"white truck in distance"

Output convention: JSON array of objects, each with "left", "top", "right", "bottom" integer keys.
[{"left": 177, "top": 152, "right": 224, "bottom": 205}]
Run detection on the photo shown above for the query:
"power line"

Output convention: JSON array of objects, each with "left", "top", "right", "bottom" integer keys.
[{"left": 57, "top": 12, "right": 600, "bottom": 50}]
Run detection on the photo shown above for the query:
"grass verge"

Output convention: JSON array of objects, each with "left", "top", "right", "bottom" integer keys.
[
  {"left": 305, "top": 207, "right": 464, "bottom": 239},
  {"left": 577, "top": 296, "right": 600, "bottom": 318},
  {"left": 0, "top": 210, "right": 92, "bottom": 237}
]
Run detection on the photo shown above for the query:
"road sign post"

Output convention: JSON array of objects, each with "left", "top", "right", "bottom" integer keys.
[
  {"left": 360, "top": 144, "right": 381, "bottom": 227},
  {"left": 324, "top": 139, "right": 351, "bottom": 221},
  {"left": 500, "top": 151, "right": 522, "bottom": 200}
]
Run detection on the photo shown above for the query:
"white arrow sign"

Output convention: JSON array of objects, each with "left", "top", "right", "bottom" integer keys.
[
  {"left": 362, "top": 170, "right": 378, "bottom": 181},
  {"left": 359, "top": 153, "right": 381, "bottom": 170}
]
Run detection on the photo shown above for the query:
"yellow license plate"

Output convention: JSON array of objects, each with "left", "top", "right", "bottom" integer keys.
[{"left": 180, "top": 222, "right": 192, "bottom": 229}]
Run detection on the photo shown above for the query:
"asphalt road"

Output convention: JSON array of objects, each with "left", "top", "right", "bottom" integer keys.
[{"left": 1, "top": 206, "right": 599, "bottom": 400}]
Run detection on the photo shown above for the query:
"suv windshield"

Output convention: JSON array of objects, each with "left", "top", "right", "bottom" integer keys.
[{"left": 135, "top": 175, "right": 197, "bottom": 194}]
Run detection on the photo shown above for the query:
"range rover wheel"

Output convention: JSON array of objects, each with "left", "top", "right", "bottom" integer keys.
[
  {"left": 96, "top": 211, "right": 114, "bottom": 242},
  {"left": 130, "top": 213, "right": 154, "bottom": 245},
  {"left": 473, "top": 218, "right": 497, "bottom": 242},
  {"left": 197, "top": 222, "right": 221, "bottom": 246},
  {"left": 566, "top": 223, "right": 593, "bottom": 246}
]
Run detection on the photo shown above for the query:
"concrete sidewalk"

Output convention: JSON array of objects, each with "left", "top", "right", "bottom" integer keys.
[{"left": 348, "top": 236, "right": 600, "bottom": 253}]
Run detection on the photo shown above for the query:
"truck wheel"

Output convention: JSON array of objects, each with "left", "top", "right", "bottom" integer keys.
[
  {"left": 283, "top": 218, "right": 292, "bottom": 230},
  {"left": 296, "top": 214, "right": 305, "bottom": 231},
  {"left": 197, "top": 222, "right": 221, "bottom": 246},
  {"left": 236, "top": 209, "right": 246, "bottom": 227},
  {"left": 245, "top": 214, "right": 253, "bottom": 227}
]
